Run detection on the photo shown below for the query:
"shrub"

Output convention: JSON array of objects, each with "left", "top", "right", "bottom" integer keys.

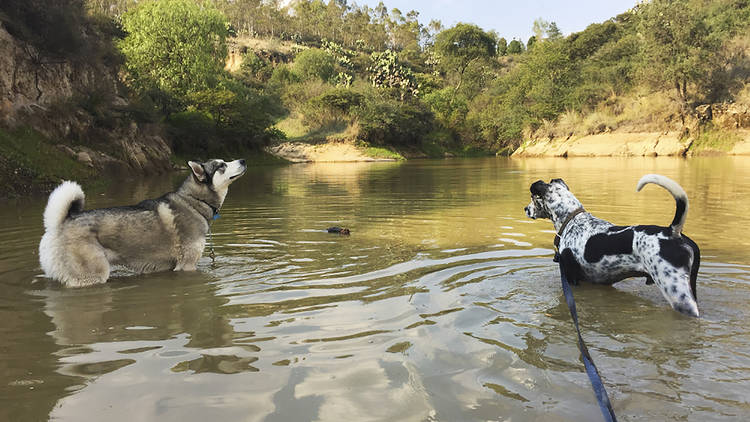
[
  {"left": 167, "top": 111, "right": 218, "bottom": 156},
  {"left": 269, "top": 65, "right": 301, "bottom": 88},
  {"left": 293, "top": 48, "right": 336, "bottom": 82},
  {"left": 302, "top": 88, "right": 364, "bottom": 127},
  {"left": 240, "top": 52, "right": 273, "bottom": 85},
  {"left": 355, "top": 96, "right": 434, "bottom": 146}
]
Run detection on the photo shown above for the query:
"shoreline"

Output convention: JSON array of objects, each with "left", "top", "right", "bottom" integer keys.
[
  {"left": 265, "top": 141, "right": 402, "bottom": 163},
  {"left": 512, "top": 130, "right": 750, "bottom": 158}
]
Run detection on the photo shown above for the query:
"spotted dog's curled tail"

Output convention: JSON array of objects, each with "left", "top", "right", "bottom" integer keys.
[
  {"left": 43, "top": 181, "right": 85, "bottom": 231},
  {"left": 636, "top": 174, "right": 688, "bottom": 237}
]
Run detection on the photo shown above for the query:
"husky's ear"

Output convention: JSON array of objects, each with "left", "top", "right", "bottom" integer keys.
[
  {"left": 530, "top": 180, "right": 548, "bottom": 196},
  {"left": 188, "top": 161, "right": 206, "bottom": 182},
  {"left": 550, "top": 178, "right": 569, "bottom": 190}
]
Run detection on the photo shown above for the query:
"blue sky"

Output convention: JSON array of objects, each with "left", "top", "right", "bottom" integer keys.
[{"left": 356, "top": 0, "right": 639, "bottom": 41}]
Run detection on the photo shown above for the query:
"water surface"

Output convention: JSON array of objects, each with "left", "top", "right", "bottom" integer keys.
[{"left": 1, "top": 157, "right": 749, "bottom": 421}]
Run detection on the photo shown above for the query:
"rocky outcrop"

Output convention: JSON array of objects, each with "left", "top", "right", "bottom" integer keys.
[
  {"left": 0, "top": 23, "right": 172, "bottom": 174},
  {"left": 513, "top": 132, "right": 691, "bottom": 157},
  {"left": 696, "top": 103, "right": 750, "bottom": 130},
  {"left": 515, "top": 102, "right": 750, "bottom": 157}
]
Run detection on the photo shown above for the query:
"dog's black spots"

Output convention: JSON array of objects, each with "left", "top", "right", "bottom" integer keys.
[
  {"left": 658, "top": 238, "right": 691, "bottom": 271},
  {"left": 530, "top": 181, "right": 548, "bottom": 196},
  {"left": 645, "top": 275, "right": 654, "bottom": 285},
  {"left": 671, "top": 285, "right": 677, "bottom": 293},
  {"left": 559, "top": 248, "right": 584, "bottom": 285},
  {"left": 634, "top": 225, "right": 672, "bottom": 236},
  {"left": 583, "top": 230, "right": 634, "bottom": 263},
  {"left": 550, "top": 178, "right": 569, "bottom": 190}
]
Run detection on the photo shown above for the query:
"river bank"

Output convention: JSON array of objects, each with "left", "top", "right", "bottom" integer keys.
[{"left": 512, "top": 129, "right": 750, "bottom": 157}]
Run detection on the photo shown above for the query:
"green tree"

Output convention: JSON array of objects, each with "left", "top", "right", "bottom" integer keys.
[
  {"left": 497, "top": 37, "right": 508, "bottom": 56},
  {"left": 507, "top": 39, "right": 524, "bottom": 54},
  {"left": 293, "top": 48, "right": 336, "bottom": 82},
  {"left": 119, "top": 0, "right": 228, "bottom": 107},
  {"left": 635, "top": 0, "right": 720, "bottom": 104},
  {"left": 547, "top": 22, "right": 562, "bottom": 39},
  {"left": 434, "top": 23, "right": 496, "bottom": 94},
  {"left": 527, "top": 35, "right": 537, "bottom": 50}
]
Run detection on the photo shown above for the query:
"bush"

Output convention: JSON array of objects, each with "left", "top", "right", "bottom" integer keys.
[
  {"left": 302, "top": 88, "right": 364, "bottom": 128},
  {"left": 269, "top": 65, "right": 301, "bottom": 89},
  {"left": 293, "top": 48, "right": 336, "bottom": 82},
  {"left": 167, "top": 111, "right": 218, "bottom": 156},
  {"left": 240, "top": 52, "right": 273, "bottom": 85},
  {"left": 355, "top": 96, "right": 434, "bottom": 146}
]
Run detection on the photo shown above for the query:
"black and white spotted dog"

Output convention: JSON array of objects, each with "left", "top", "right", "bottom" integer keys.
[{"left": 525, "top": 174, "right": 700, "bottom": 317}]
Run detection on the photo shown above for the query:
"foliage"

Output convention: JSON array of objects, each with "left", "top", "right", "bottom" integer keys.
[
  {"left": 240, "top": 51, "right": 273, "bottom": 85},
  {"left": 367, "top": 50, "right": 419, "bottom": 100},
  {"left": 293, "top": 48, "right": 336, "bottom": 82},
  {"left": 40, "top": 0, "right": 750, "bottom": 156},
  {"left": 507, "top": 39, "right": 524, "bottom": 55},
  {"left": 302, "top": 88, "right": 364, "bottom": 127},
  {"left": 635, "top": 0, "right": 720, "bottom": 103},
  {"left": 355, "top": 96, "right": 433, "bottom": 146},
  {"left": 532, "top": 18, "right": 562, "bottom": 41},
  {"left": 497, "top": 37, "right": 508, "bottom": 56},
  {"left": 119, "top": 0, "right": 228, "bottom": 104},
  {"left": 433, "top": 23, "right": 496, "bottom": 75}
]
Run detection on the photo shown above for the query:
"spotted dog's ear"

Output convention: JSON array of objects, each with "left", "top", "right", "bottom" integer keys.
[
  {"left": 188, "top": 161, "right": 207, "bottom": 182},
  {"left": 550, "top": 178, "right": 569, "bottom": 190},
  {"left": 530, "top": 180, "right": 548, "bottom": 196}
]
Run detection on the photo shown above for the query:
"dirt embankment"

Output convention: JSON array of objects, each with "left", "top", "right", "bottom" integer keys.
[
  {"left": 266, "top": 141, "right": 398, "bottom": 162},
  {"left": 513, "top": 103, "right": 750, "bottom": 157}
]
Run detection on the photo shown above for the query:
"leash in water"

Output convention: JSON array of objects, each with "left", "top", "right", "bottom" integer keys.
[{"left": 558, "top": 260, "right": 618, "bottom": 422}]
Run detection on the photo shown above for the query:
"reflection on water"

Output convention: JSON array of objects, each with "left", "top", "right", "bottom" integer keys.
[{"left": 1, "top": 157, "right": 750, "bottom": 421}]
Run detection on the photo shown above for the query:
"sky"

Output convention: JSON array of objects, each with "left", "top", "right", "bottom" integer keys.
[{"left": 355, "top": 0, "right": 639, "bottom": 42}]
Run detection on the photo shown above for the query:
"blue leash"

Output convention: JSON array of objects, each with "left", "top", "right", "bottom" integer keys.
[{"left": 558, "top": 260, "right": 618, "bottom": 422}]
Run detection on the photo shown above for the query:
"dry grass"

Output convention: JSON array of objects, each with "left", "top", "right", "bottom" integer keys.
[
  {"left": 530, "top": 90, "right": 684, "bottom": 140},
  {"left": 231, "top": 36, "right": 299, "bottom": 55},
  {"left": 736, "top": 83, "right": 750, "bottom": 107}
]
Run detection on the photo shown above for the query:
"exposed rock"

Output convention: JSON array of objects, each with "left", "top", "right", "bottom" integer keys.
[
  {"left": 513, "top": 132, "right": 690, "bottom": 157},
  {"left": 76, "top": 151, "right": 93, "bottom": 166},
  {"left": 709, "top": 103, "right": 750, "bottom": 130},
  {"left": 0, "top": 22, "right": 172, "bottom": 176}
]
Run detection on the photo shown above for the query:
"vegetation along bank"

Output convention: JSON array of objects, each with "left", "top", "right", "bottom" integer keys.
[{"left": 2, "top": 0, "right": 750, "bottom": 196}]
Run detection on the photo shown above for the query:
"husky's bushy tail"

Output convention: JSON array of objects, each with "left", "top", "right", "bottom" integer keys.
[
  {"left": 43, "top": 181, "right": 85, "bottom": 231},
  {"left": 636, "top": 174, "right": 688, "bottom": 237}
]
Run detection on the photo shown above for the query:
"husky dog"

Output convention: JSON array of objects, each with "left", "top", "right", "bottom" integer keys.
[{"left": 39, "top": 159, "right": 246, "bottom": 287}]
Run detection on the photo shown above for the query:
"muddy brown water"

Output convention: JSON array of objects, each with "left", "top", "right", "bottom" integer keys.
[{"left": 1, "top": 157, "right": 749, "bottom": 421}]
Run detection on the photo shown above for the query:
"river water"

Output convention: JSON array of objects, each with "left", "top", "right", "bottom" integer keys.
[{"left": 1, "top": 157, "right": 749, "bottom": 421}]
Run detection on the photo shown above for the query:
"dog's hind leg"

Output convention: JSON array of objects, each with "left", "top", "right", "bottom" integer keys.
[
  {"left": 174, "top": 240, "right": 205, "bottom": 271},
  {"left": 683, "top": 234, "right": 700, "bottom": 301},
  {"left": 647, "top": 264, "right": 699, "bottom": 317},
  {"left": 62, "top": 241, "right": 110, "bottom": 287}
]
